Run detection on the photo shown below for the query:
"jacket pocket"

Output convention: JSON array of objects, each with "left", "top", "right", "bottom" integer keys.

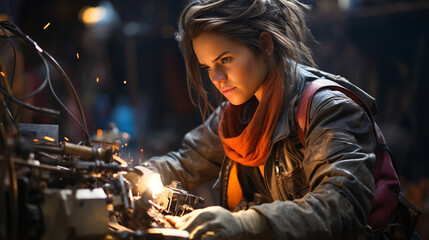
[
  {"left": 277, "top": 167, "right": 309, "bottom": 200},
  {"left": 274, "top": 141, "right": 309, "bottom": 200}
]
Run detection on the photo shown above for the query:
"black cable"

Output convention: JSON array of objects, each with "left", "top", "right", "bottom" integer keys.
[
  {"left": 0, "top": 23, "right": 50, "bottom": 100},
  {"left": 0, "top": 86, "right": 60, "bottom": 117},
  {"left": 0, "top": 24, "right": 18, "bottom": 122},
  {"left": 0, "top": 21, "right": 90, "bottom": 140},
  {"left": 0, "top": 24, "right": 50, "bottom": 122},
  {"left": 2, "top": 100, "right": 14, "bottom": 121},
  {"left": 0, "top": 24, "right": 17, "bottom": 88},
  {"left": 24, "top": 47, "right": 91, "bottom": 138},
  {"left": 11, "top": 50, "right": 50, "bottom": 120},
  {"left": 43, "top": 51, "right": 91, "bottom": 144},
  {"left": 42, "top": 51, "right": 91, "bottom": 145},
  {"left": 19, "top": 51, "right": 49, "bottom": 100},
  {"left": 45, "top": 61, "right": 92, "bottom": 143},
  {"left": 0, "top": 21, "right": 92, "bottom": 145},
  {"left": 0, "top": 23, "right": 51, "bottom": 119}
]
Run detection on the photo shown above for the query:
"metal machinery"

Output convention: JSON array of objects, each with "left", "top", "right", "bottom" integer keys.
[{"left": 0, "top": 21, "right": 203, "bottom": 240}]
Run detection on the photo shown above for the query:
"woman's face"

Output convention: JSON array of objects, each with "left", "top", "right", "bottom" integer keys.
[{"left": 192, "top": 32, "right": 268, "bottom": 105}]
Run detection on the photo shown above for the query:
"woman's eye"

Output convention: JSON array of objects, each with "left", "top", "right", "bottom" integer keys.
[
  {"left": 220, "top": 56, "right": 232, "bottom": 64},
  {"left": 220, "top": 57, "right": 231, "bottom": 64},
  {"left": 201, "top": 66, "right": 211, "bottom": 71}
]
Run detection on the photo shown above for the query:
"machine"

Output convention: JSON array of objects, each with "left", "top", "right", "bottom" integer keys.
[{"left": 0, "top": 21, "right": 203, "bottom": 240}]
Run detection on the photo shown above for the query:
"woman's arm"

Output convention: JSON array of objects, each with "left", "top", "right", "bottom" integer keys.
[
  {"left": 142, "top": 109, "right": 226, "bottom": 190},
  {"left": 252, "top": 89, "right": 377, "bottom": 239}
]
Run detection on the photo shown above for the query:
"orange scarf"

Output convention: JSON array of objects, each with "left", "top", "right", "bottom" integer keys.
[{"left": 219, "top": 68, "right": 284, "bottom": 167}]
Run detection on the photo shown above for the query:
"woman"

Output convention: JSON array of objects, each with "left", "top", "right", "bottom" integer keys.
[{"left": 136, "top": 0, "right": 407, "bottom": 239}]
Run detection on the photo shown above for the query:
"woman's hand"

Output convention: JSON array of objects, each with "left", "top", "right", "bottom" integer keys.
[
  {"left": 174, "top": 206, "right": 243, "bottom": 240},
  {"left": 168, "top": 206, "right": 272, "bottom": 240}
]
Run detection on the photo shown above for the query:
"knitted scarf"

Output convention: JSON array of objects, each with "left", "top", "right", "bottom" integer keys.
[{"left": 219, "top": 68, "right": 284, "bottom": 166}]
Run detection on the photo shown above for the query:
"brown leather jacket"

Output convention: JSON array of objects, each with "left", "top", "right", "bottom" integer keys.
[{"left": 144, "top": 65, "right": 378, "bottom": 239}]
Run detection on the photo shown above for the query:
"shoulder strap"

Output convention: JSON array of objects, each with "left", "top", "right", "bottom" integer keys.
[
  {"left": 296, "top": 78, "right": 402, "bottom": 229},
  {"left": 296, "top": 78, "right": 370, "bottom": 148}
]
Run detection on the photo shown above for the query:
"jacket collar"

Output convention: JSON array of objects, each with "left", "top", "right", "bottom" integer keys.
[
  {"left": 272, "top": 64, "right": 320, "bottom": 143},
  {"left": 271, "top": 63, "right": 378, "bottom": 143}
]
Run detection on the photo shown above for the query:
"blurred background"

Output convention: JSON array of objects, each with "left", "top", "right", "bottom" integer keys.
[{"left": 1, "top": 0, "right": 428, "bottom": 237}]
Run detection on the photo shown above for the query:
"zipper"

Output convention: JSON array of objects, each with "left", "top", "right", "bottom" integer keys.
[
  {"left": 274, "top": 145, "right": 288, "bottom": 200},
  {"left": 263, "top": 136, "right": 288, "bottom": 200},
  {"left": 218, "top": 155, "right": 231, "bottom": 208}
]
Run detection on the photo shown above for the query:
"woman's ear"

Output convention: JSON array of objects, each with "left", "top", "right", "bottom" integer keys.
[{"left": 259, "top": 32, "right": 274, "bottom": 56}]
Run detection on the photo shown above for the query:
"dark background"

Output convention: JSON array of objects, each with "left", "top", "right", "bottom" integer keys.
[{"left": 1, "top": 0, "right": 428, "bottom": 237}]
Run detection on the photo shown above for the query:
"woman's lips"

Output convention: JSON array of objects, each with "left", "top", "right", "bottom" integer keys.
[{"left": 221, "top": 87, "right": 236, "bottom": 96}]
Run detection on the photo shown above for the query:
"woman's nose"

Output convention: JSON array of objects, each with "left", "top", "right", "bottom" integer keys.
[{"left": 211, "top": 68, "right": 227, "bottom": 84}]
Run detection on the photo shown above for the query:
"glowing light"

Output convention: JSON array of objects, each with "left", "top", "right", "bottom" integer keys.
[
  {"left": 0, "top": 72, "right": 5, "bottom": 77},
  {"left": 122, "top": 132, "right": 129, "bottom": 139},
  {"left": 43, "top": 22, "right": 50, "bottom": 30},
  {"left": 33, "top": 139, "right": 40, "bottom": 142},
  {"left": 76, "top": 53, "right": 80, "bottom": 59},
  {"left": 96, "top": 77, "right": 100, "bottom": 83},
  {"left": 123, "top": 80, "right": 127, "bottom": 84},
  {"left": 124, "top": 143, "right": 128, "bottom": 147},
  {"left": 149, "top": 173, "right": 163, "bottom": 198},
  {"left": 80, "top": 6, "right": 107, "bottom": 26},
  {"left": 113, "top": 155, "right": 128, "bottom": 167},
  {"left": 64, "top": 137, "right": 69, "bottom": 141},
  {"left": 44, "top": 136, "right": 55, "bottom": 142},
  {"left": 97, "top": 129, "right": 103, "bottom": 136}
]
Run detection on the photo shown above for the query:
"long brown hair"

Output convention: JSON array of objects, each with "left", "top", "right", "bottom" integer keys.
[{"left": 176, "top": 0, "right": 315, "bottom": 121}]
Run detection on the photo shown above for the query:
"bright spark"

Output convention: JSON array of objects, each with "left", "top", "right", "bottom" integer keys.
[
  {"left": 64, "top": 137, "right": 69, "bottom": 141},
  {"left": 0, "top": 72, "right": 5, "bottom": 77},
  {"left": 44, "top": 136, "right": 55, "bottom": 142},
  {"left": 76, "top": 53, "right": 80, "bottom": 59},
  {"left": 96, "top": 77, "right": 100, "bottom": 83},
  {"left": 123, "top": 80, "right": 127, "bottom": 84},
  {"left": 43, "top": 22, "right": 50, "bottom": 30}
]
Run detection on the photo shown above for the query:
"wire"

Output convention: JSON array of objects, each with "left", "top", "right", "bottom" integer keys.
[
  {"left": 42, "top": 51, "right": 91, "bottom": 145},
  {"left": 2, "top": 100, "right": 14, "bottom": 121},
  {"left": 0, "top": 86, "right": 60, "bottom": 117},
  {"left": 0, "top": 43, "right": 57, "bottom": 117},
  {"left": 0, "top": 23, "right": 50, "bottom": 122},
  {"left": 0, "top": 24, "right": 18, "bottom": 122},
  {"left": 0, "top": 24, "right": 17, "bottom": 88},
  {"left": 0, "top": 21, "right": 92, "bottom": 145},
  {"left": 19, "top": 52, "right": 49, "bottom": 100},
  {"left": 0, "top": 23, "right": 49, "bottom": 100},
  {"left": 43, "top": 51, "right": 91, "bottom": 144},
  {"left": 44, "top": 56, "right": 92, "bottom": 143}
]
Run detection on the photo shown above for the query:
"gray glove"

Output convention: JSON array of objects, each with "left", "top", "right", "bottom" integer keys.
[{"left": 174, "top": 206, "right": 273, "bottom": 240}]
